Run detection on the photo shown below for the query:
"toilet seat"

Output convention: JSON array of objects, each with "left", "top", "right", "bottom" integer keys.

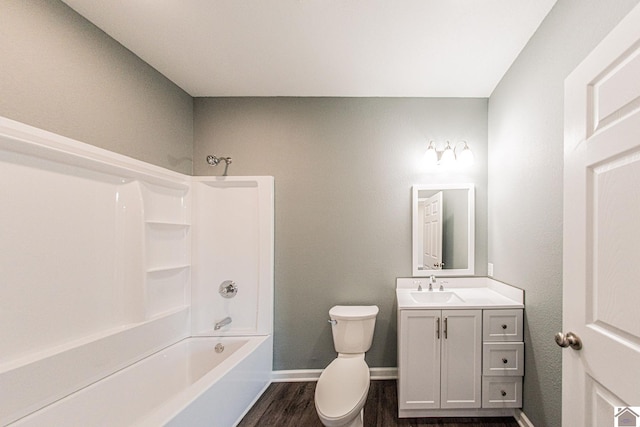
[{"left": 314, "top": 355, "right": 370, "bottom": 427}]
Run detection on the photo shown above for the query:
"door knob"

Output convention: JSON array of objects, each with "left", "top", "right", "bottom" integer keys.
[{"left": 555, "top": 331, "right": 582, "bottom": 350}]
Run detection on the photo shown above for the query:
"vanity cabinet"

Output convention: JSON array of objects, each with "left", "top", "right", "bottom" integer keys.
[
  {"left": 398, "top": 307, "right": 524, "bottom": 416},
  {"left": 398, "top": 309, "right": 482, "bottom": 410}
]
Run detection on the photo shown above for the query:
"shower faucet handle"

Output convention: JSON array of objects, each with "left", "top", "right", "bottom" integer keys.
[{"left": 219, "top": 280, "right": 238, "bottom": 298}]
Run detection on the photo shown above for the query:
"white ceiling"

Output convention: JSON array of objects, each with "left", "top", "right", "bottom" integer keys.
[{"left": 61, "top": 0, "right": 556, "bottom": 98}]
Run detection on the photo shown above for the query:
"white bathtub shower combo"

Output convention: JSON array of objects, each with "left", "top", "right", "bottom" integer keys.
[{"left": 0, "top": 117, "right": 274, "bottom": 426}]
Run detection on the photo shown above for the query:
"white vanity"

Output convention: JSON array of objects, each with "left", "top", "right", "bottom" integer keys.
[{"left": 396, "top": 277, "right": 524, "bottom": 418}]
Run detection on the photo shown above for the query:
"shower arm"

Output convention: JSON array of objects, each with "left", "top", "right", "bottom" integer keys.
[{"left": 206, "top": 155, "right": 232, "bottom": 176}]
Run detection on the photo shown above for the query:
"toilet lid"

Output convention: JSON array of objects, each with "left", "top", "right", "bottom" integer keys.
[
  {"left": 329, "top": 305, "right": 379, "bottom": 320},
  {"left": 315, "top": 356, "right": 370, "bottom": 422}
]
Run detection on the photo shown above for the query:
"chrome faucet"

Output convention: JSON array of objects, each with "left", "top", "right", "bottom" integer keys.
[
  {"left": 214, "top": 316, "right": 232, "bottom": 330},
  {"left": 429, "top": 275, "right": 436, "bottom": 291},
  {"left": 415, "top": 280, "right": 423, "bottom": 291}
]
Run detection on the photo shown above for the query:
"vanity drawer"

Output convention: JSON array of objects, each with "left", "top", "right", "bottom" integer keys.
[
  {"left": 482, "top": 376, "right": 522, "bottom": 408},
  {"left": 483, "top": 309, "right": 523, "bottom": 342},
  {"left": 482, "top": 342, "right": 524, "bottom": 376}
]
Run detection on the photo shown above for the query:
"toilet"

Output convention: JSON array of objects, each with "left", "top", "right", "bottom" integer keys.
[{"left": 314, "top": 305, "right": 379, "bottom": 427}]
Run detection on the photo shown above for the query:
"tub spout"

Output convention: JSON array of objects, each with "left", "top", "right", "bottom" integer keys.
[{"left": 214, "top": 316, "right": 232, "bottom": 330}]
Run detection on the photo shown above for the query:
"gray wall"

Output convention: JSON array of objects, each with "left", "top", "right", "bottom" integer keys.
[
  {"left": 487, "top": 0, "right": 640, "bottom": 426},
  {"left": 443, "top": 189, "right": 469, "bottom": 270},
  {"left": 194, "top": 97, "right": 488, "bottom": 369},
  {"left": 0, "top": 0, "right": 193, "bottom": 174}
]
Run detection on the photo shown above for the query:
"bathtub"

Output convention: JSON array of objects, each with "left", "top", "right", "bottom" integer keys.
[{"left": 11, "top": 336, "right": 272, "bottom": 427}]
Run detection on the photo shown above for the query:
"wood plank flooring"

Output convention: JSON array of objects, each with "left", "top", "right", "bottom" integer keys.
[{"left": 238, "top": 380, "right": 520, "bottom": 427}]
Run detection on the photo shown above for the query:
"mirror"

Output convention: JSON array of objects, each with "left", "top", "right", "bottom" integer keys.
[{"left": 412, "top": 183, "right": 475, "bottom": 276}]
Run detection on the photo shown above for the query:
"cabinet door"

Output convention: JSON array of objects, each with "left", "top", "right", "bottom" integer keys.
[
  {"left": 398, "top": 310, "right": 441, "bottom": 410},
  {"left": 440, "top": 309, "right": 482, "bottom": 408}
]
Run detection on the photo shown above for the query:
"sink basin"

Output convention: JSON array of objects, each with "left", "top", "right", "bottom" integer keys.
[{"left": 410, "top": 291, "right": 465, "bottom": 304}]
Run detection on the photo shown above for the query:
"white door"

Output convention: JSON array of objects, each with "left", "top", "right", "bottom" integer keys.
[
  {"left": 563, "top": 3, "right": 640, "bottom": 426},
  {"left": 422, "top": 192, "right": 443, "bottom": 270}
]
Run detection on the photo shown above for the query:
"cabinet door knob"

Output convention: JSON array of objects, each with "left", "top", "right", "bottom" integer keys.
[
  {"left": 502, "top": 358, "right": 508, "bottom": 364},
  {"left": 501, "top": 324, "right": 507, "bottom": 330},
  {"left": 501, "top": 390, "right": 507, "bottom": 397}
]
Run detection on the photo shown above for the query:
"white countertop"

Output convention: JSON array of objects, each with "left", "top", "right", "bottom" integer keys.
[{"left": 396, "top": 277, "right": 524, "bottom": 310}]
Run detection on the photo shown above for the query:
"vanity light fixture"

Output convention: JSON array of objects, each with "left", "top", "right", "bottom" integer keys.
[{"left": 424, "top": 140, "right": 474, "bottom": 167}]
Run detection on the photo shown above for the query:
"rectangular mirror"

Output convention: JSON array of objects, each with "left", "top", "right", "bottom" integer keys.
[{"left": 412, "top": 183, "right": 475, "bottom": 276}]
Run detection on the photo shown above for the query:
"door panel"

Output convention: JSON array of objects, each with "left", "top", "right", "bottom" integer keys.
[
  {"left": 422, "top": 192, "right": 443, "bottom": 270},
  {"left": 564, "top": 3, "right": 640, "bottom": 425},
  {"left": 589, "top": 378, "right": 626, "bottom": 427},
  {"left": 591, "top": 148, "right": 640, "bottom": 339}
]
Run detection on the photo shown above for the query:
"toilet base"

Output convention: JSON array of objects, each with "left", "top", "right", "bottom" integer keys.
[
  {"left": 345, "top": 408, "right": 363, "bottom": 427},
  {"left": 317, "top": 407, "right": 363, "bottom": 427}
]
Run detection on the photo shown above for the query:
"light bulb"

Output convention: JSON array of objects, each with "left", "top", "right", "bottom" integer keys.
[
  {"left": 458, "top": 142, "right": 474, "bottom": 166},
  {"left": 424, "top": 141, "right": 438, "bottom": 166},
  {"left": 440, "top": 141, "right": 455, "bottom": 166}
]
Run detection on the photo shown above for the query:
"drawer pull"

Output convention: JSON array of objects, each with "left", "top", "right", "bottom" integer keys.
[
  {"left": 502, "top": 358, "right": 508, "bottom": 364},
  {"left": 501, "top": 324, "right": 508, "bottom": 330},
  {"left": 501, "top": 390, "right": 507, "bottom": 397}
]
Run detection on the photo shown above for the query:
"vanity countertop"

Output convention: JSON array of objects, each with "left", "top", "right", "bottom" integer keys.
[{"left": 396, "top": 277, "right": 524, "bottom": 310}]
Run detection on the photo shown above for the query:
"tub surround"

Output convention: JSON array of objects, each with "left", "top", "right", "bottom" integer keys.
[
  {"left": 190, "top": 177, "right": 274, "bottom": 337},
  {"left": 0, "top": 117, "right": 274, "bottom": 426}
]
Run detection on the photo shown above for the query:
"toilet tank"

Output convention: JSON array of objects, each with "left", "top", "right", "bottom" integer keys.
[{"left": 329, "top": 305, "right": 379, "bottom": 354}]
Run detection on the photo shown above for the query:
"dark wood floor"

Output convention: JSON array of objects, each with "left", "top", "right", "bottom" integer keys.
[{"left": 238, "top": 380, "right": 520, "bottom": 427}]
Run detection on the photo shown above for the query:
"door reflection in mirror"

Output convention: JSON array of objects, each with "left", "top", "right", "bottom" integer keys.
[{"left": 419, "top": 191, "right": 443, "bottom": 270}]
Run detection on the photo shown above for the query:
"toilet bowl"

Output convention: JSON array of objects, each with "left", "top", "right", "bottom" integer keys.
[{"left": 314, "top": 305, "right": 379, "bottom": 427}]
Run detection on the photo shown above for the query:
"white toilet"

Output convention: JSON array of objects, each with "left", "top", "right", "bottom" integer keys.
[{"left": 314, "top": 305, "right": 379, "bottom": 427}]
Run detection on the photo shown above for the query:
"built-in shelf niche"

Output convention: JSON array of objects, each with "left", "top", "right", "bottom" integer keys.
[
  {"left": 141, "top": 183, "right": 191, "bottom": 320},
  {"left": 146, "top": 267, "right": 190, "bottom": 318}
]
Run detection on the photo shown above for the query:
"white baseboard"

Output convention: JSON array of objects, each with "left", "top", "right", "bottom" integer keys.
[
  {"left": 370, "top": 367, "right": 398, "bottom": 380},
  {"left": 271, "top": 367, "right": 398, "bottom": 382},
  {"left": 515, "top": 409, "right": 535, "bottom": 427},
  {"left": 271, "top": 369, "right": 322, "bottom": 382}
]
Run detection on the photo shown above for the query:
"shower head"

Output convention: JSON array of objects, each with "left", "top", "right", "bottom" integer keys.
[
  {"left": 206, "top": 155, "right": 232, "bottom": 166},
  {"left": 206, "top": 155, "right": 232, "bottom": 176}
]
